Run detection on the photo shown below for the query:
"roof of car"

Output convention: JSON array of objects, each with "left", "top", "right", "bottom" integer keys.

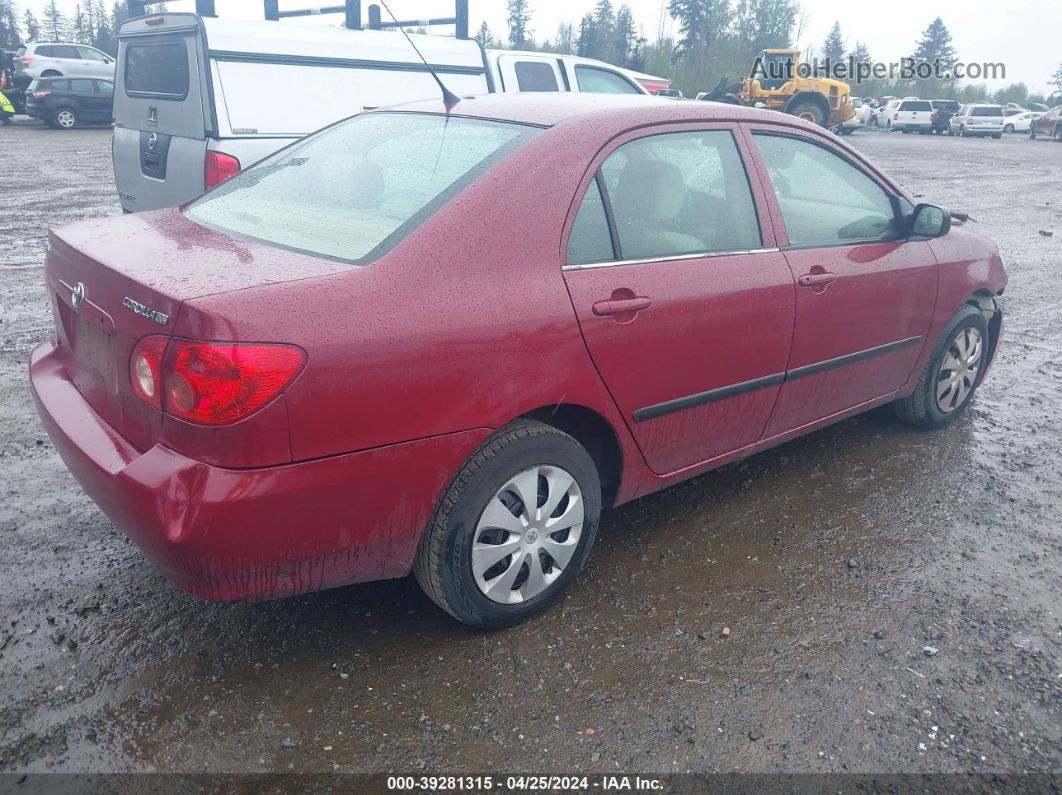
[{"left": 383, "top": 92, "right": 814, "bottom": 132}]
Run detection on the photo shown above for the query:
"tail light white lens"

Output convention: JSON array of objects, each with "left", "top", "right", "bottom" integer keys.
[
  {"left": 130, "top": 337, "right": 305, "bottom": 425},
  {"left": 130, "top": 336, "right": 167, "bottom": 409},
  {"left": 205, "top": 151, "right": 241, "bottom": 188}
]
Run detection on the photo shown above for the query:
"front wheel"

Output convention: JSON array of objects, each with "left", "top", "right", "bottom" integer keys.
[
  {"left": 1003, "top": 124, "right": 1014, "bottom": 133},
  {"left": 414, "top": 420, "right": 602, "bottom": 629},
  {"left": 894, "top": 305, "right": 990, "bottom": 429}
]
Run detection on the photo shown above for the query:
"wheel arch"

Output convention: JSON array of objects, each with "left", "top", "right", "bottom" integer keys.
[
  {"left": 520, "top": 404, "right": 623, "bottom": 508},
  {"left": 966, "top": 289, "right": 1003, "bottom": 376}
]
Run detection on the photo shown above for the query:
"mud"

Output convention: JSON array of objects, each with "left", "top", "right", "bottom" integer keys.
[{"left": 0, "top": 119, "right": 1059, "bottom": 775}]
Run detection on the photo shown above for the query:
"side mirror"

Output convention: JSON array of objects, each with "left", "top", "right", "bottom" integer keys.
[{"left": 909, "top": 203, "right": 951, "bottom": 239}]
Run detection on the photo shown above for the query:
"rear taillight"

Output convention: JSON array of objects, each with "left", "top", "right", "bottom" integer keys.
[
  {"left": 21, "top": 55, "right": 33, "bottom": 65},
  {"left": 205, "top": 151, "right": 241, "bottom": 188},
  {"left": 130, "top": 337, "right": 305, "bottom": 425},
  {"left": 130, "top": 336, "right": 167, "bottom": 409},
  {"left": 33, "top": 90, "right": 52, "bottom": 100}
]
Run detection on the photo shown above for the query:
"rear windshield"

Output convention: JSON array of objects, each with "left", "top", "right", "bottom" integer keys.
[
  {"left": 932, "top": 101, "right": 959, "bottom": 110},
  {"left": 971, "top": 106, "right": 1003, "bottom": 116},
  {"left": 185, "top": 113, "right": 538, "bottom": 264},
  {"left": 124, "top": 42, "right": 189, "bottom": 98},
  {"left": 899, "top": 101, "right": 932, "bottom": 111}
]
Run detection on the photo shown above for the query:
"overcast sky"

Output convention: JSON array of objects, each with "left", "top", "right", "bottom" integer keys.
[{"left": 19, "top": 0, "right": 1059, "bottom": 93}]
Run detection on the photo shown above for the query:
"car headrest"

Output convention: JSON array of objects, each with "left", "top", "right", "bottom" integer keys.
[{"left": 612, "top": 159, "right": 687, "bottom": 224}]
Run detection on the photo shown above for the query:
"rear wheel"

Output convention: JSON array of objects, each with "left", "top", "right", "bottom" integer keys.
[
  {"left": 414, "top": 420, "right": 602, "bottom": 629},
  {"left": 53, "top": 107, "right": 77, "bottom": 129},
  {"left": 894, "top": 305, "right": 989, "bottom": 429},
  {"left": 789, "top": 102, "right": 825, "bottom": 126}
]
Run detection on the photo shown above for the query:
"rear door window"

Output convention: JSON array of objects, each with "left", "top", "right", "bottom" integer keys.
[
  {"left": 70, "top": 79, "right": 96, "bottom": 93},
  {"left": 899, "top": 101, "right": 932, "bottom": 112},
  {"left": 575, "top": 66, "right": 640, "bottom": 94},
  {"left": 595, "top": 130, "right": 761, "bottom": 259},
  {"left": 971, "top": 107, "right": 1003, "bottom": 117},
  {"left": 515, "top": 61, "right": 559, "bottom": 92},
  {"left": 566, "top": 179, "right": 615, "bottom": 265},
  {"left": 124, "top": 42, "right": 189, "bottom": 98}
]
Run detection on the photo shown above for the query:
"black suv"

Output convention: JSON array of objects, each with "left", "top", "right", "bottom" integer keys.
[
  {"left": 930, "top": 100, "right": 961, "bottom": 135},
  {"left": 25, "top": 76, "right": 113, "bottom": 129}
]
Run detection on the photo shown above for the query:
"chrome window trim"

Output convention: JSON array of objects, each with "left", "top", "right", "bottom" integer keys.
[{"left": 562, "top": 247, "right": 781, "bottom": 271}]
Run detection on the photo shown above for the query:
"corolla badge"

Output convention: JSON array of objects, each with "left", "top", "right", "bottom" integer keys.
[
  {"left": 71, "top": 282, "right": 85, "bottom": 309},
  {"left": 122, "top": 297, "right": 169, "bottom": 325}
]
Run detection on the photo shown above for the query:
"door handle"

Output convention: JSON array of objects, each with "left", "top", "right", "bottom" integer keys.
[
  {"left": 592, "top": 296, "right": 652, "bottom": 316},
  {"left": 798, "top": 271, "right": 838, "bottom": 287}
]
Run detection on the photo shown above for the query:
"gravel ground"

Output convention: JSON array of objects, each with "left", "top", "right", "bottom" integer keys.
[{"left": 0, "top": 118, "right": 1059, "bottom": 779}]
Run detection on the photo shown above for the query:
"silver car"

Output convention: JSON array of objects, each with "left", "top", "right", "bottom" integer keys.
[{"left": 15, "top": 42, "right": 115, "bottom": 81}]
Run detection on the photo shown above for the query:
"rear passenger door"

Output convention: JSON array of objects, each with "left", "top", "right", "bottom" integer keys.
[
  {"left": 497, "top": 55, "right": 564, "bottom": 93},
  {"left": 562, "top": 124, "right": 796, "bottom": 475},
  {"left": 744, "top": 126, "right": 937, "bottom": 436}
]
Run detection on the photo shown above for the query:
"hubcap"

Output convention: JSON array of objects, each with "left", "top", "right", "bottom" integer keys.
[
  {"left": 58, "top": 111, "right": 75, "bottom": 127},
  {"left": 471, "top": 465, "right": 584, "bottom": 604},
  {"left": 936, "top": 327, "right": 983, "bottom": 413}
]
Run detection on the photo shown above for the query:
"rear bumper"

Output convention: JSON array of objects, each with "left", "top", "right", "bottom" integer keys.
[{"left": 29, "top": 339, "right": 489, "bottom": 601}]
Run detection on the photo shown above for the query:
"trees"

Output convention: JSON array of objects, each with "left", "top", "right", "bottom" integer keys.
[
  {"left": 911, "top": 17, "right": 957, "bottom": 72},
  {"left": 474, "top": 21, "right": 495, "bottom": 48},
  {"left": 23, "top": 9, "right": 40, "bottom": 42},
  {"left": 42, "top": 0, "right": 67, "bottom": 42},
  {"left": 668, "top": 0, "right": 728, "bottom": 60},
  {"left": 821, "top": 21, "right": 845, "bottom": 68},
  {"left": 506, "top": 0, "right": 531, "bottom": 49},
  {"left": 0, "top": 0, "right": 20, "bottom": 48},
  {"left": 1051, "top": 63, "right": 1062, "bottom": 95}
]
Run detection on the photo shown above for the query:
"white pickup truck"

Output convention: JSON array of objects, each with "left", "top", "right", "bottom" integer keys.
[{"left": 890, "top": 99, "right": 934, "bottom": 133}]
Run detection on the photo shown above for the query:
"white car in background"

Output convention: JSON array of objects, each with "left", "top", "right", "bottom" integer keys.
[
  {"left": 14, "top": 42, "right": 115, "bottom": 81},
  {"left": 873, "top": 99, "right": 901, "bottom": 128},
  {"left": 838, "top": 96, "right": 873, "bottom": 134},
  {"left": 1003, "top": 111, "right": 1041, "bottom": 133},
  {"left": 949, "top": 104, "right": 1005, "bottom": 138}
]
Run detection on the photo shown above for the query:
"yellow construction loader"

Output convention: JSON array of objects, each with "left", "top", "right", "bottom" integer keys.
[{"left": 702, "top": 48, "right": 855, "bottom": 128}]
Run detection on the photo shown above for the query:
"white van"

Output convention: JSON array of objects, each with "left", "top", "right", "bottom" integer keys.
[{"left": 113, "top": 9, "right": 662, "bottom": 212}]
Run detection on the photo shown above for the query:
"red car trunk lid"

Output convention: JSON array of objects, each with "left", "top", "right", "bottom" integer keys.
[{"left": 44, "top": 209, "right": 353, "bottom": 452}]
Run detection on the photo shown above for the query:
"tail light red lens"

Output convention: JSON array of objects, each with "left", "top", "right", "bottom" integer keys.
[
  {"left": 33, "top": 90, "right": 52, "bottom": 100},
  {"left": 205, "top": 151, "right": 241, "bottom": 188},
  {"left": 21, "top": 55, "right": 33, "bottom": 65},
  {"left": 130, "top": 337, "right": 305, "bottom": 425}
]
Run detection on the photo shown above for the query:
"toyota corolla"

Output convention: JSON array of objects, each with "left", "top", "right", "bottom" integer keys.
[{"left": 29, "top": 94, "right": 1006, "bottom": 628}]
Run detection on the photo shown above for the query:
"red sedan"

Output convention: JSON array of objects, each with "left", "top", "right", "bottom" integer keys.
[{"left": 29, "top": 94, "right": 1006, "bottom": 628}]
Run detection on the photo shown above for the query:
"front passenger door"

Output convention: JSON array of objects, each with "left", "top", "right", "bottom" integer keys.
[{"left": 746, "top": 128, "right": 937, "bottom": 436}]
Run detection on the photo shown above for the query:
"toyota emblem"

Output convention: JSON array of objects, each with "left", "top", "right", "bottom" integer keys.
[
  {"left": 147, "top": 133, "right": 158, "bottom": 151},
  {"left": 71, "top": 282, "right": 85, "bottom": 309}
]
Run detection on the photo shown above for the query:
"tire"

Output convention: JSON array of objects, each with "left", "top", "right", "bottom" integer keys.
[
  {"left": 1003, "top": 124, "right": 1014, "bottom": 133},
  {"left": 1054, "top": 127, "right": 1062, "bottom": 142},
  {"left": 894, "top": 305, "right": 990, "bottom": 430},
  {"left": 53, "top": 107, "right": 77, "bottom": 129},
  {"left": 788, "top": 101, "right": 825, "bottom": 126},
  {"left": 414, "top": 420, "right": 602, "bottom": 629},
  {"left": 1029, "top": 127, "right": 1036, "bottom": 139},
  {"left": 959, "top": 124, "right": 966, "bottom": 137}
]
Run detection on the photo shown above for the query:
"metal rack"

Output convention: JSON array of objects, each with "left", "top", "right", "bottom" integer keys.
[{"left": 126, "top": 1, "right": 469, "bottom": 38}]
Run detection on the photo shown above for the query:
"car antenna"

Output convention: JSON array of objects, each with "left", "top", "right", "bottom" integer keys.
[{"left": 377, "top": 0, "right": 461, "bottom": 110}]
